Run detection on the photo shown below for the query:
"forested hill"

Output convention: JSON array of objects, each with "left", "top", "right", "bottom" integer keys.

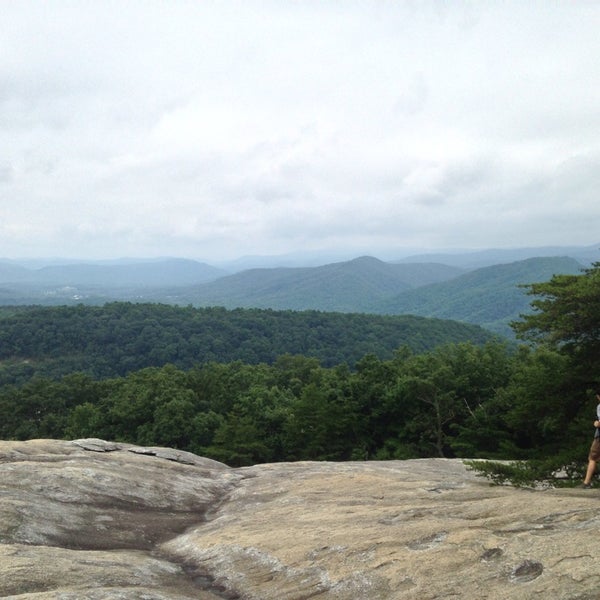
[
  {"left": 375, "top": 256, "right": 585, "bottom": 337},
  {"left": 0, "top": 303, "right": 495, "bottom": 384},
  {"left": 162, "top": 256, "right": 464, "bottom": 312},
  {"left": 139, "top": 256, "right": 586, "bottom": 336}
]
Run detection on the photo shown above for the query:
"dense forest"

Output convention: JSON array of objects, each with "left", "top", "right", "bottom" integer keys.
[
  {"left": 0, "top": 303, "right": 493, "bottom": 384},
  {"left": 0, "top": 262, "right": 598, "bottom": 481}
]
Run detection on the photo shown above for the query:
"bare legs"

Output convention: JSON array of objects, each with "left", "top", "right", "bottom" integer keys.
[{"left": 584, "top": 459, "right": 597, "bottom": 485}]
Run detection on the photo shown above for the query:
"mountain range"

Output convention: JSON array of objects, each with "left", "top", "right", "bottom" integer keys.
[
  {"left": 0, "top": 244, "right": 596, "bottom": 338},
  {"left": 170, "top": 256, "right": 465, "bottom": 313},
  {"left": 0, "top": 257, "right": 225, "bottom": 287},
  {"left": 376, "top": 256, "right": 584, "bottom": 336}
]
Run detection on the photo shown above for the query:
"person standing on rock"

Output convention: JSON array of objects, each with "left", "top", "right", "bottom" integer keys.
[{"left": 582, "top": 389, "right": 600, "bottom": 489}]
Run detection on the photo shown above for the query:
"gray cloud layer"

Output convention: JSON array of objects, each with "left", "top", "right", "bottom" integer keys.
[{"left": 1, "top": 1, "right": 599, "bottom": 260}]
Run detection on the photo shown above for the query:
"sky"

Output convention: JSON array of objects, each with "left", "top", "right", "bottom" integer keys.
[{"left": 1, "top": 1, "right": 600, "bottom": 262}]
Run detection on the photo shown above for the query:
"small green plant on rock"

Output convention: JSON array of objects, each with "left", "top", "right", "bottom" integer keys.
[{"left": 465, "top": 457, "right": 585, "bottom": 488}]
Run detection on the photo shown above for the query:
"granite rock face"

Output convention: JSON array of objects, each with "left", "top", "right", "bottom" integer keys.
[
  {"left": 1, "top": 439, "right": 599, "bottom": 599},
  {"left": 0, "top": 438, "right": 239, "bottom": 599}
]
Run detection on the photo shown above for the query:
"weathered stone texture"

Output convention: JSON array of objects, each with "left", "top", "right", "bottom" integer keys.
[
  {"left": 0, "top": 439, "right": 238, "bottom": 599},
  {"left": 163, "top": 459, "right": 600, "bottom": 599},
  {"left": 2, "top": 439, "right": 600, "bottom": 599}
]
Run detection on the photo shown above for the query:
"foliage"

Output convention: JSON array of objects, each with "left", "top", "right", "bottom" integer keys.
[
  {"left": 0, "top": 256, "right": 598, "bottom": 481},
  {"left": 465, "top": 460, "right": 552, "bottom": 487},
  {"left": 0, "top": 335, "right": 593, "bottom": 476},
  {"left": 379, "top": 256, "right": 584, "bottom": 338},
  {"left": 465, "top": 453, "right": 585, "bottom": 488},
  {"left": 0, "top": 340, "right": 518, "bottom": 466},
  {"left": 467, "top": 260, "right": 600, "bottom": 485},
  {"left": 0, "top": 302, "right": 495, "bottom": 385},
  {"left": 512, "top": 261, "right": 600, "bottom": 379}
]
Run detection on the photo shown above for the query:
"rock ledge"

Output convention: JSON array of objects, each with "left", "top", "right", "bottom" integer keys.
[{"left": 1, "top": 439, "right": 599, "bottom": 599}]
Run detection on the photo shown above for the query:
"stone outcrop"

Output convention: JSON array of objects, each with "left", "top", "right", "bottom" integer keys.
[
  {"left": 1, "top": 439, "right": 599, "bottom": 599},
  {"left": 0, "top": 438, "right": 238, "bottom": 599}
]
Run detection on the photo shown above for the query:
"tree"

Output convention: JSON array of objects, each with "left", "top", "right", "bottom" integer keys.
[
  {"left": 512, "top": 261, "right": 600, "bottom": 385},
  {"left": 150, "top": 397, "right": 198, "bottom": 449},
  {"left": 102, "top": 364, "right": 192, "bottom": 444},
  {"left": 208, "top": 408, "right": 272, "bottom": 467},
  {"left": 283, "top": 371, "right": 358, "bottom": 461},
  {"left": 351, "top": 350, "right": 410, "bottom": 458},
  {"left": 67, "top": 402, "right": 104, "bottom": 439},
  {"left": 466, "top": 263, "right": 600, "bottom": 485},
  {"left": 508, "top": 261, "right": 600, "bottom": 457}
]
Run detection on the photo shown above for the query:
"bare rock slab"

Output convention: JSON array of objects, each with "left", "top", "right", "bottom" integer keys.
[
  {"left": 0, "top": 439, "right": 240, "bottom": 599},
  {"left": 3, "top": 440, "right": 600, "bottom": 599},
  {"left": 163, "top": 459, "right": 600, "bottom": 599}
]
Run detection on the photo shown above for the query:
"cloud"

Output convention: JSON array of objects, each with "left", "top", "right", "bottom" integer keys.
[{"left": 0, "top": 1, "right": 599, "bottom": 260}]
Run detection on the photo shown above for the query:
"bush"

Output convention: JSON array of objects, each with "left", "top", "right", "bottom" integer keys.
[{"left": 465, "top": 456, "right": 586, "bottom": 488}]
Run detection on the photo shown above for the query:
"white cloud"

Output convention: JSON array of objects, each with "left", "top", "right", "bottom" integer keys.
[{"left": 0, "top": 1, "right": 599, "bottom": 261}]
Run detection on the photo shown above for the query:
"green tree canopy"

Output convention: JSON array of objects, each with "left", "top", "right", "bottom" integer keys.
[{"left": 512, "top": 261, "right": 600, "bottom": 384}]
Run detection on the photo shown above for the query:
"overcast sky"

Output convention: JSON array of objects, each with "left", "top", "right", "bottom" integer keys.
[{"left": 1, "top": 1, "right": 599, "bottom": 262}]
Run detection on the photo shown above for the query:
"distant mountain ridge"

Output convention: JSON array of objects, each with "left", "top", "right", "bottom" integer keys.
[
  {"left": 397, "top": 243, "right": 599, "bottom": 269},
  {"left": 210, "top": 243, "right": 599, "bottom": 271},
  {"left": 377, "top": 256, "right": 585, "bottom": 337},
  {"left": 0, "top": 258, "right": 226, "bottom": 287},
  {"left": 0, "top": 247, "right": 596, "bottom": 339},
  {"left": 177, "top": 256, "right": 464, "bottom": 312},
  {"left": 169, "top": 255, "right": 584, "bottom": 338}
]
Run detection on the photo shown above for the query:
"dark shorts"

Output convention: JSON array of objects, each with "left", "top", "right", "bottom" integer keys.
[{"left": 589, "top": 438, "right": 600, "bottom": 461}]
